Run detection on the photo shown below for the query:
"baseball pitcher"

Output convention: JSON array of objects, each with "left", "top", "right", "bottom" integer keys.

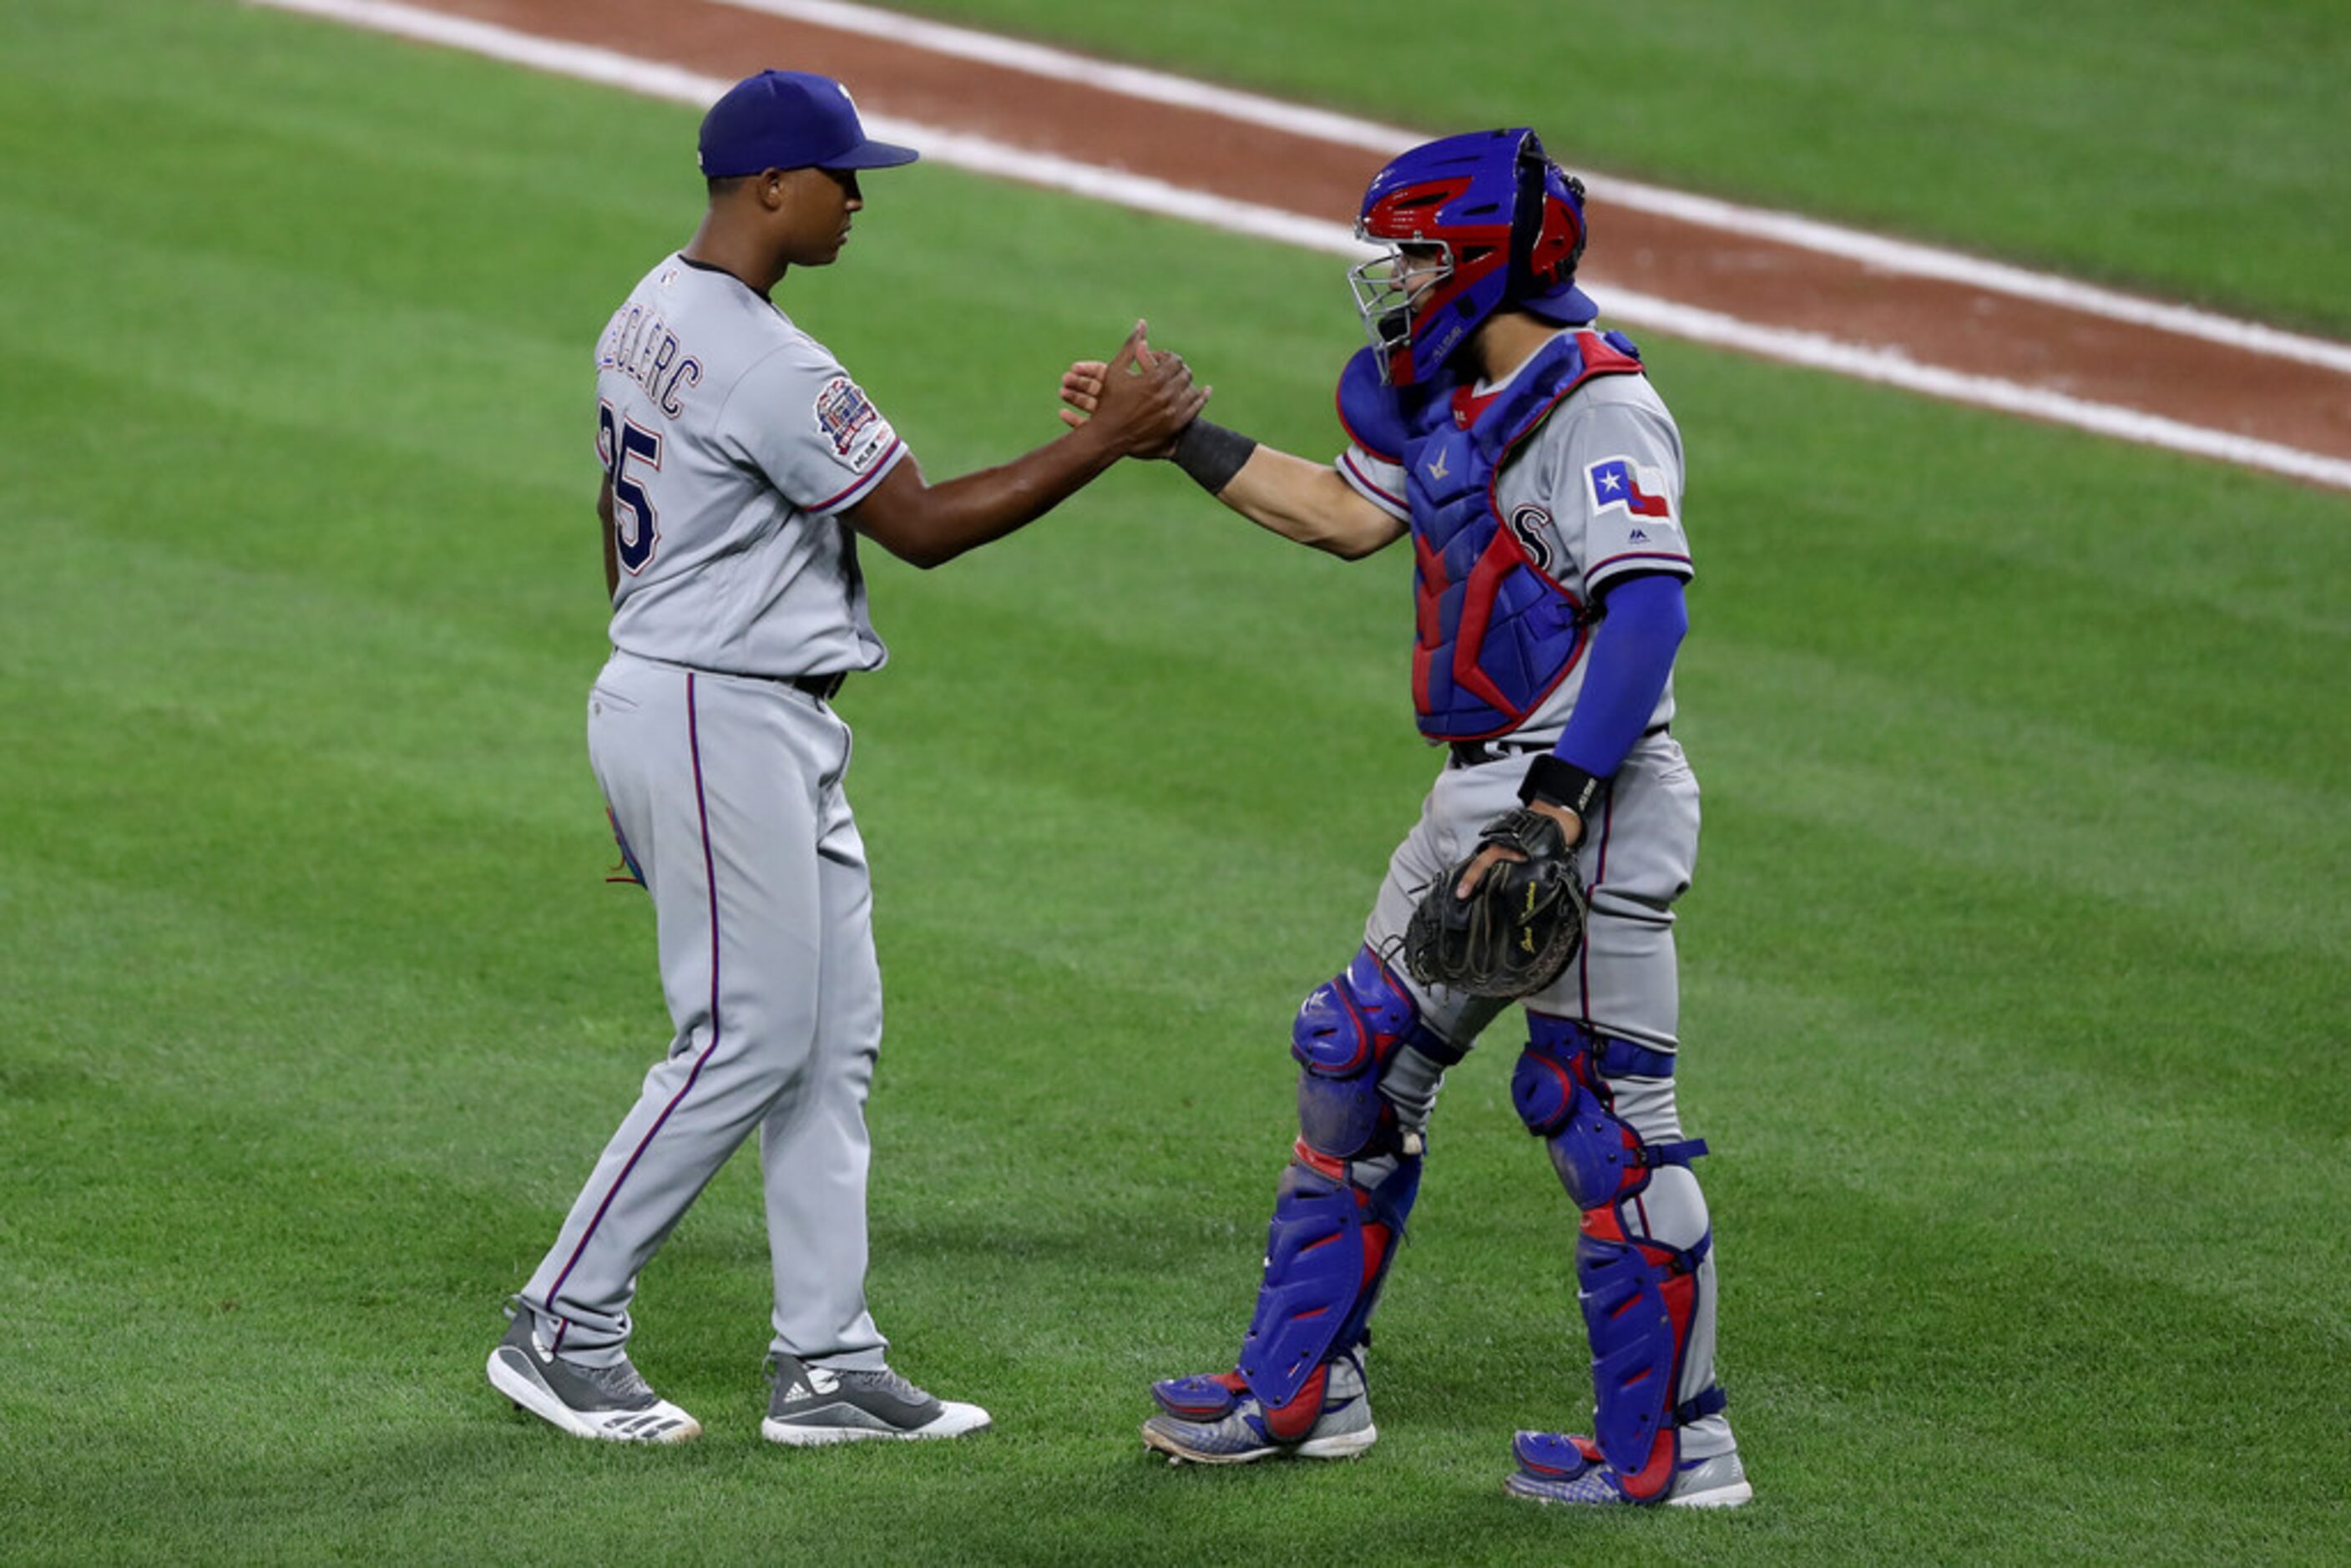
[{"left": 488, "top": 68, "right": 1204, "bottom": 1447}]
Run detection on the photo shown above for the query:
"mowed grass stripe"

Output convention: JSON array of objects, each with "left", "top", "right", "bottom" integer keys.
[
  {"left": 5, "top": 883, "right": 2343, "bottom": 1557},
  {"left": 2, "top": 0, "right": 2345, "bottom": 1561},
  {"left": 5, "top": 870, "right": 2343, "bottom": 1551},
  {"left": 12, "top": 514, "right": 2268, "bottom": 1030}
]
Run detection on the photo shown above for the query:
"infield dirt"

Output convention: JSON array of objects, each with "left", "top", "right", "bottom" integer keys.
[{"left": 402, "top": 0, "right": 2351, "bottom": 473}]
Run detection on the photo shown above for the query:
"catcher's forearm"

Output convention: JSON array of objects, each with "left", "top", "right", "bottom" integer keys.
[
  {"left": 1201, "top": 442, "right": 1405, "bottom": 559},
  {"left": 1170, "top": 417, "right": 1257, "bottom": 493}
]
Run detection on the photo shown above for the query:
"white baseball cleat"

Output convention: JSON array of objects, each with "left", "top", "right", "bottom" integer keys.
[
  {"left": 487, "top": 1306, "right": 700, "bottom": 1444},
  {"left": 760, "top": 1353, "right": 991, "bottom": 1445}
]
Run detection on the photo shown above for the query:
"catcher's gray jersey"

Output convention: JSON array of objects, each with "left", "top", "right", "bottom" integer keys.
[
  {"left": 1338, "top": 332, "right": 1691, "bottom": 746},
  {"left": 594, "top": 254, "right": 908, "bottom": 678}
]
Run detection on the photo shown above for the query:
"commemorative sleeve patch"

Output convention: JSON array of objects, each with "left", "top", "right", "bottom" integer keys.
[
  {"left": 813, "top": 375, "right": 895, "bottom": 472},
  {"left": 1585, "top": 457, "right": 1675, "bottom": 520}
]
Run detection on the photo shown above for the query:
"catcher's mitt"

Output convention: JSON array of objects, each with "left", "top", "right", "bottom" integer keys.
[{"left": 1402, "top": 808, "right": 1587, "bottom": 999}]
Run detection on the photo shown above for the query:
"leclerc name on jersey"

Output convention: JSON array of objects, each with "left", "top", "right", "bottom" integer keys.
[{"left": 598, "top": 304, "right": 705, "bottom": 419}]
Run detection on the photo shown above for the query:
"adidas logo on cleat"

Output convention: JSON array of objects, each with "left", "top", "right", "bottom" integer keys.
[{"left": 780, "top": 1366, "right": 841, "bottom": 1405}]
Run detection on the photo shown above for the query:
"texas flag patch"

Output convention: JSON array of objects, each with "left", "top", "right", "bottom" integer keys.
[{"left": 1586, "top": 457, "right": 1673, "bottom": 519}]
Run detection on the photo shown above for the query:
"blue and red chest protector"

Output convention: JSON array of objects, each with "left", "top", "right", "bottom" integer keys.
[{"left": 1338, "top": 331, "right": 1647, "bottom": 741}]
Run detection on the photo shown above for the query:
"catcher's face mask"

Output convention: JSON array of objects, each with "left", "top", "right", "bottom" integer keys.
[{"left": 1348, "top": 238, "right": 1456, "bottom": 384}]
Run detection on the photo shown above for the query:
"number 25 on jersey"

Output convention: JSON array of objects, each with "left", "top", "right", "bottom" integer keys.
[{"left": 598, "top": 400, "right": 663, "bottom": 574}]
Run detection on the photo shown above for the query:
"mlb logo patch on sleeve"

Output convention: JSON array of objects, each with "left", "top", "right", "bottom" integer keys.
[
  {"left": 1586, "top": 457, "right": 1673, "bottom": 519},
  {"left": 813, "top": 376, "right": 894, "bottom": 470}
]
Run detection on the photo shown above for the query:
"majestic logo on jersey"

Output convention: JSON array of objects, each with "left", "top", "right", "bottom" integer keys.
[
  {"left": 813, "top": 375, "right": 892, "bottom": 469},
  {"left": 1586, "top": 458, "right": 1672, "bottom": 518}
]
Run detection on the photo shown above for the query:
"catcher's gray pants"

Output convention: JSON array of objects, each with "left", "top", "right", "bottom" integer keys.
[
  {"left": 1367, "top": 731, "right": 1731, "bottom": 1455},
  {"left": 520, "top": 650, "right": 888, "bottom": 1372},
  {"left": 1366, "top": 730, "right": 1701, "bottom": 1052}
]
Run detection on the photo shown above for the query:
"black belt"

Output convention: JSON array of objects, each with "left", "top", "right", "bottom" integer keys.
[
  {"left": 1445, "top": 721, "right": 1668, "bottom": 770},
  {"left": 1447, "top": 737, "right": 1551, "bottom": 769},
  {"left": 786, "top": 672, "right": 847, "bottom": 702}
]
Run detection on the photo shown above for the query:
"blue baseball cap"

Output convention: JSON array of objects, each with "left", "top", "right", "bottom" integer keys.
[{"left": 696, "top": 70, "right": 919, "bottom": 178}]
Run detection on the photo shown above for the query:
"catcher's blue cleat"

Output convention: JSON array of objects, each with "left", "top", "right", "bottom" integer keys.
[
  {"left": 1141, "top": 1349, "right": 1375, "bottom": 1464},
  {"left": 1504, "top": 1429, "right": 1752, "bottom": 1508}
]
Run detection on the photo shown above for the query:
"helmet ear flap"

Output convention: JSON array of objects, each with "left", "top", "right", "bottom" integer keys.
[
  {"left": 1509, "top": 134, "right": 1547, "bottom": 286},
  {"left": 1508, "top": 134, "right": 1586, "bottom": 299}
]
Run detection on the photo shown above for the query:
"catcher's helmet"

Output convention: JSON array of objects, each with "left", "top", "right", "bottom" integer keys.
[{"left": 1349, "top": 129, "right": 1594, "bottom": 385}]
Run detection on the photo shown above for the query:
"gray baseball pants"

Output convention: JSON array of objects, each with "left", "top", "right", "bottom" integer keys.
[
  {"left": 520, "top": 650, "right": 888, "bottom": 1372},
  {"left": 1366, "top": 731, "right": 1731, "bottom": 1454}
]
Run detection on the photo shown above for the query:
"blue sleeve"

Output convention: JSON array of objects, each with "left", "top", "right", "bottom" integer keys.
[{"left": 1554, "top": 574, "right": 1686, "bottom": 778}]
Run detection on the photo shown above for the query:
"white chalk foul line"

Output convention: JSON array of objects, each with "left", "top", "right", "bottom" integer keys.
[
  {"left": 248, "top": 0, "right": 2351, "bottom": 491},
  {"left": 721, "top": 0, "right": 2351, "bottom": 379}
]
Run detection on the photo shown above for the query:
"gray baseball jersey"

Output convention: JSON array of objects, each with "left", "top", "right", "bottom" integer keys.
[{"left": 595, "top": 253, "right": 907, "bottom": 678}]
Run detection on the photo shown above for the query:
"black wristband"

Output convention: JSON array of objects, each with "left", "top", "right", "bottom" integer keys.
[
  {"left": 1519, "top": 753, "right": 1605, "bottom": 817},
  {"left": 1170, "top": 419, "right": 1258, "bottom": 495}
]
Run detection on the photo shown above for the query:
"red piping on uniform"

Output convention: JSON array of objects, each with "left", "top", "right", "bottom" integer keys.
[
  {"left": 1341, "top": 448, "right": 1407, "bottom": 510},
  {"left": 1578, "top": 787, "right": 1616, "bottom": 1019},
  {"left": 811, "top": 438, "right": 904, "bottom": 513},
  {"left": 544, "top": 670, "right": 728, "bottom": 1331}
]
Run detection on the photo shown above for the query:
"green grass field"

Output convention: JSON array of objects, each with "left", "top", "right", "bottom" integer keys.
[{"left": 2, "top": 0, "right": 2346, "bottom": 1561}]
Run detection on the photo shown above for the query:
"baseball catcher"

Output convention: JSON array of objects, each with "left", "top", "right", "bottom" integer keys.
[{"left": 1062, "top": 129, "right": 1749, "bottom": 1508}]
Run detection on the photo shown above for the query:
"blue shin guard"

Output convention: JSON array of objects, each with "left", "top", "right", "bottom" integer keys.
[
  {"left": 1156, "top": 948, "right": 1451, "bottom": 1445},
  {"left": 1512, "top": 1012, "right": 1721, "bottom": 1503},
  {"left": 1231, "top": 1147, "right": 1418, "bottom": 1440}
]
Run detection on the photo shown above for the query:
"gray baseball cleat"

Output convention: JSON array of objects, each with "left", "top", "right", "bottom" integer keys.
[
  {"left": 1140, "top": 1348, "right": 1376, "bottom": 1464},
  {"left": 1504, "top": 1429, "right": 1753, "bottom": 1508},
  {"left": 760, "top": 1353, "right": 992, "bottom": 1446},
  {"left": 486, "top": 1302, "right": 700, "bottom": 1444}
]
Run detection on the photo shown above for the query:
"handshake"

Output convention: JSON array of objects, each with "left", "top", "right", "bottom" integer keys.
[{"left": 1054, "top": 319, "right": 1211, "bottom": 460}]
